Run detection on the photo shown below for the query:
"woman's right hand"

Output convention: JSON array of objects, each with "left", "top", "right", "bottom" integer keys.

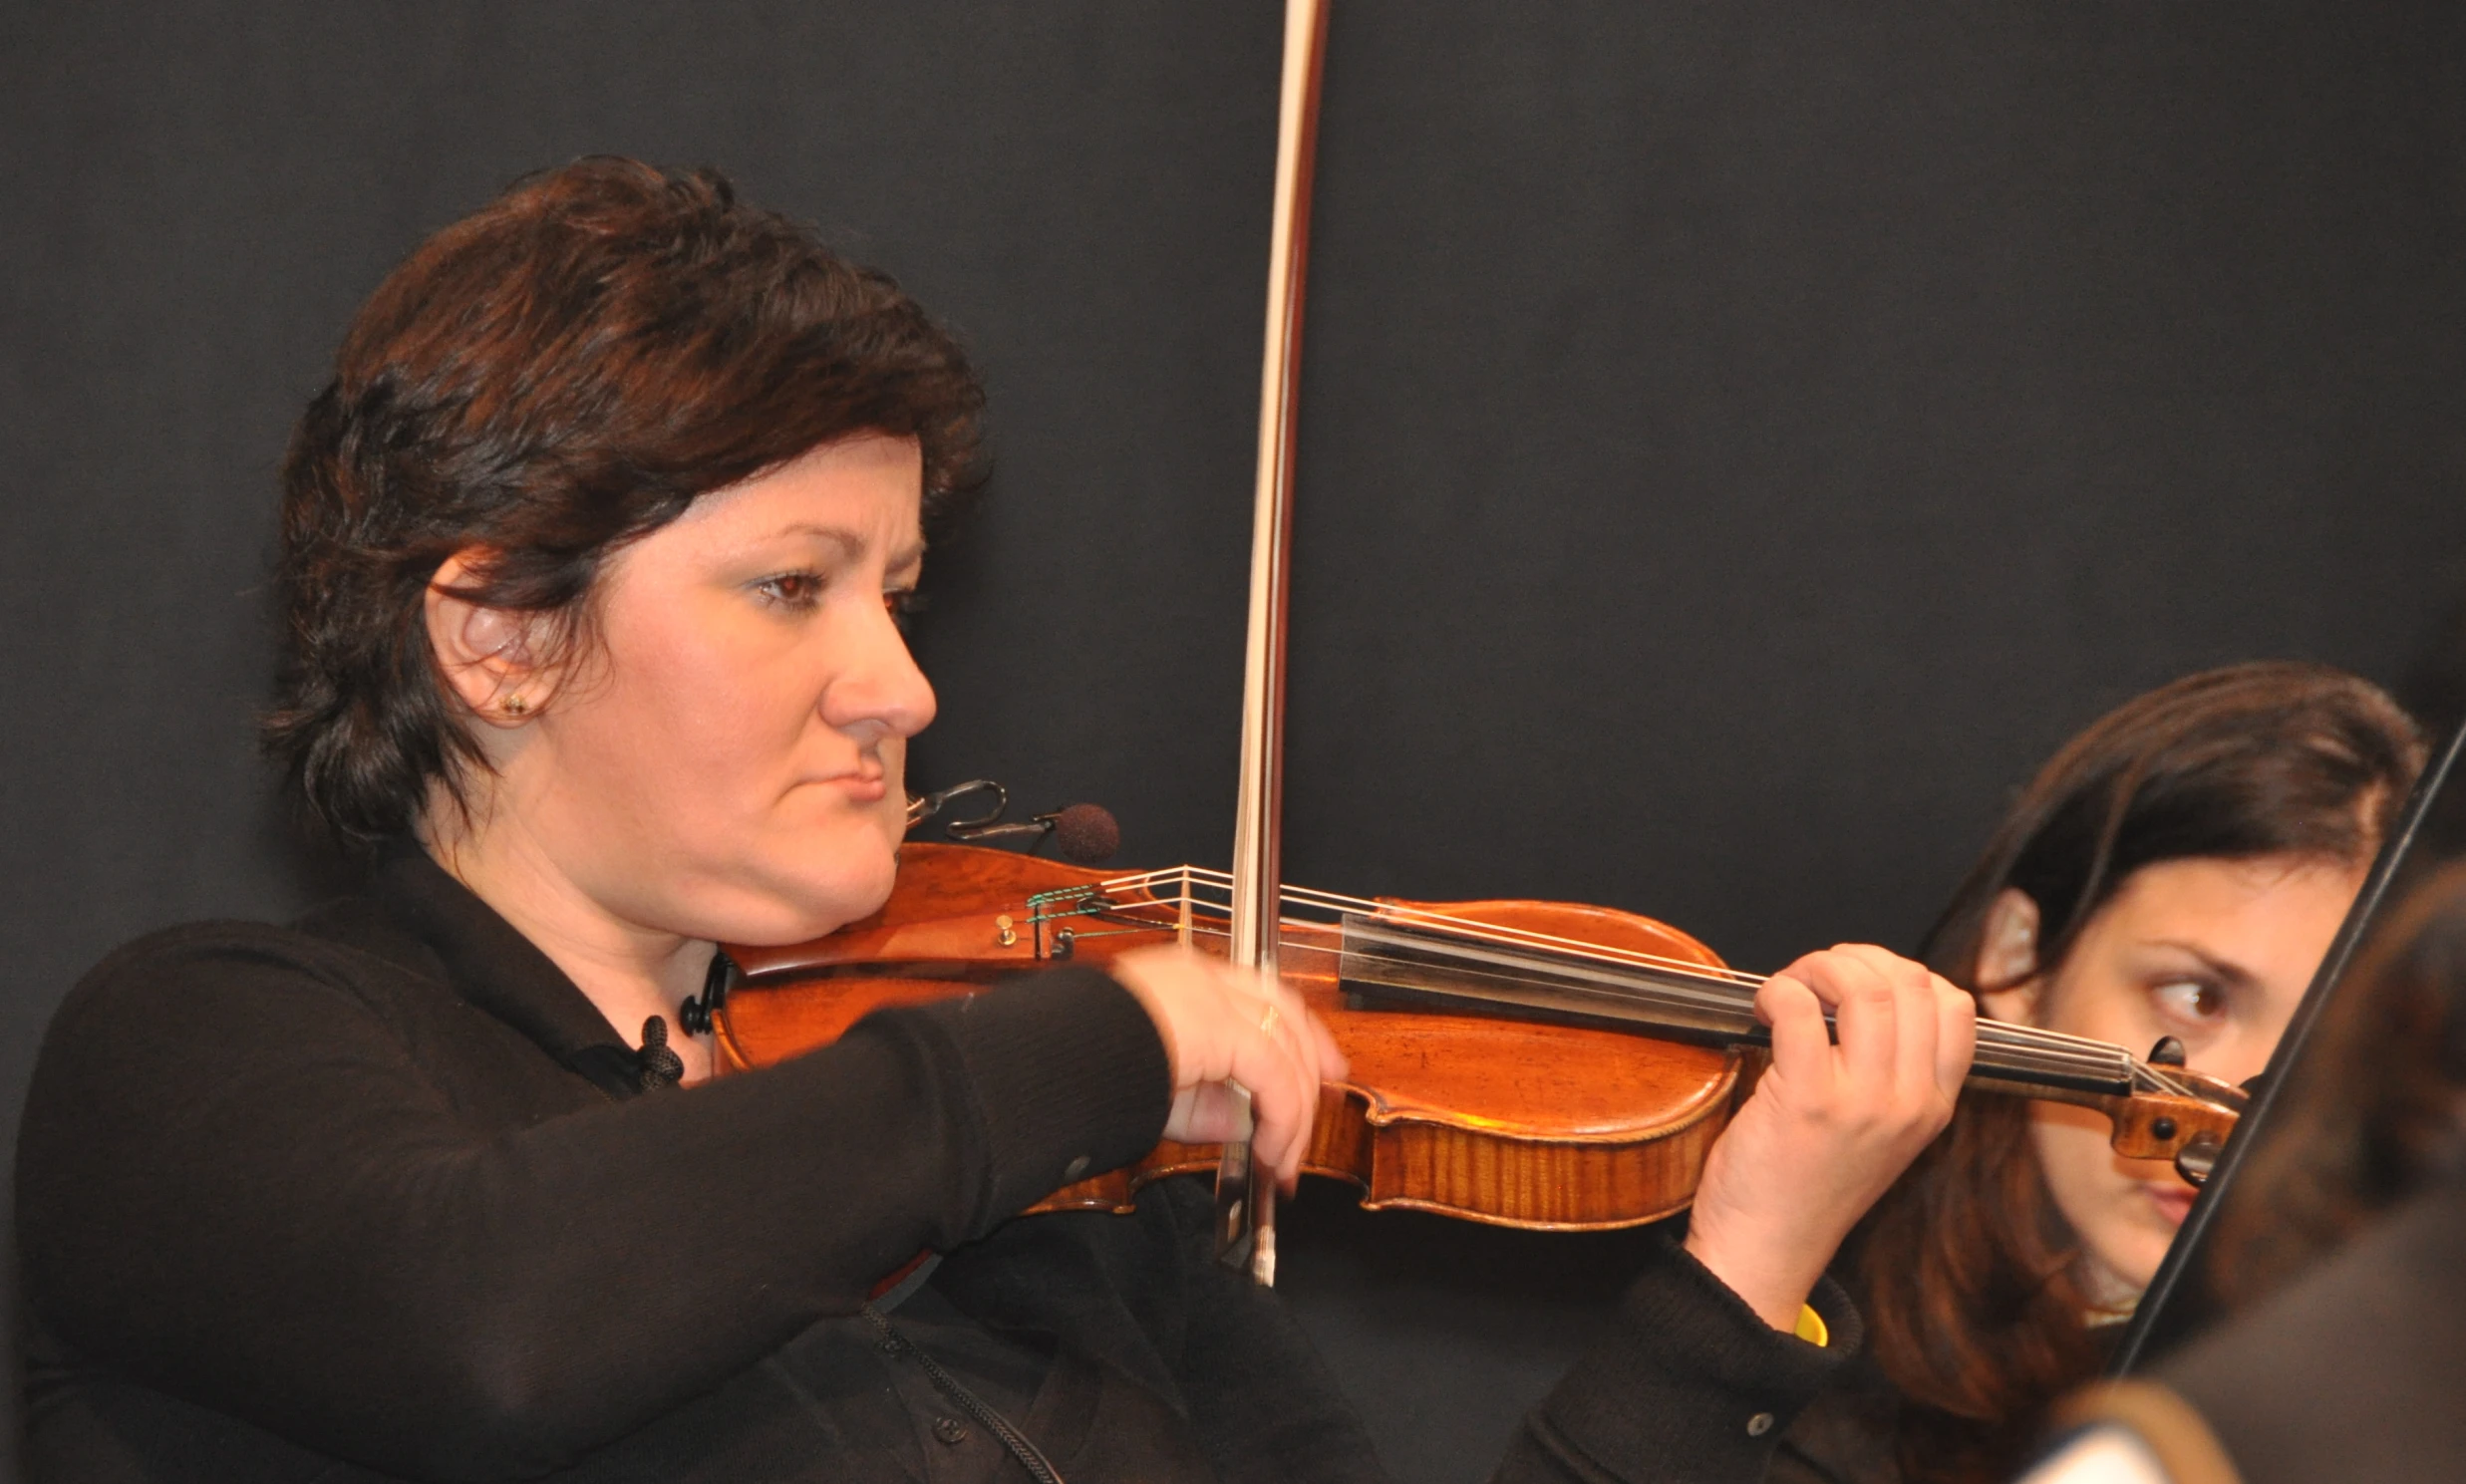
[{"left": 1106, "top": 945, "right": 1348, "bottom": 1187}]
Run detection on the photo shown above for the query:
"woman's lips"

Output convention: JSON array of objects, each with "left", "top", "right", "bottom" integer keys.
[
  {"left": 2144, "top": 1182, "right": 2198, "bottom": 1228},
  {"left": 796, "top": 770, "right": 887, "bottom": 803}
]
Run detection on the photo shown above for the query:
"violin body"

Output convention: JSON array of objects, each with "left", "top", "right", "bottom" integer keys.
[{"left": 719, "top": 842, "right": 1746, "bottom": 1230}]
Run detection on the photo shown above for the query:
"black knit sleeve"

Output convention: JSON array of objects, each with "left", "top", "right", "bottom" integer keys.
[
  {"left": 1494, "top": 1234, "right": 1865, "bottom": 1484},
  {"left": 14, "top": 925, "right": 1170, "bottom": 1481}
]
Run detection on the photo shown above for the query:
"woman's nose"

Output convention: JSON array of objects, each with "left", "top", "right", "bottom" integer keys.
[{"left": 825, "top": 596, "right": 937, "bottom": 740}]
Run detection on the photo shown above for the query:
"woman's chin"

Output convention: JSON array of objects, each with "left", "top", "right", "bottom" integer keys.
[
  {"left": 2102, "top": 1237, "right": 2169, "bottom": 1301},
  {"left": 755, "top": 860, "right": 902, "bottom": 945},
  {"left": 676, "top": 844, "right": 902, "bottom": 949}
]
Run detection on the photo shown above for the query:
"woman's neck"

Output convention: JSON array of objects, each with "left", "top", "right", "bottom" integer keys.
[{"left": 418, "top": 804, "right": 716, "bottom": 1082}]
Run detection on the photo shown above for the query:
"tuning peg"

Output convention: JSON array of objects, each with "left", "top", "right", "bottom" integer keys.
[
  {"left": 2147, "top": 1036, "right": 2188, "bottom": 1067},
  {"left": 2173, "top": 1131, "right": 2224, "bottom": 1186}
]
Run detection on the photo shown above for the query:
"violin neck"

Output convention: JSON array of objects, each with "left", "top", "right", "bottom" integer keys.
[
  {"left": 1059, "top": 864, "right": 2201, "bottom": 1111},
  {"left": 1331, "top": 915, "right": 2147, "bottom": 1103}
]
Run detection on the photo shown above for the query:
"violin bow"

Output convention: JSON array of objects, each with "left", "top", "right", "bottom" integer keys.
[
  {"left": 2110, "top": 708, "right": 2466, "bottom": 1371},
  {"left": 1215, "top": 0, "right": 1332, "bottom": 1286}
]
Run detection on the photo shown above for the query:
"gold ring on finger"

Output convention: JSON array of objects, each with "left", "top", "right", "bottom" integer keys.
[{"left": 1258, "top": 1002, "right": 1281, "bottom": 1037}]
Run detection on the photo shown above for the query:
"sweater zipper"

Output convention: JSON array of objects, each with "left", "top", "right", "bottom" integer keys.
[{"left": 861, "top": 1303, "right": 1067, "bottom": 1484}]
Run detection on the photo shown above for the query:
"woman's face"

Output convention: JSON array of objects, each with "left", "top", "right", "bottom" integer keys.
[
  {"left": 473, "top": 435, "right": 935, "bottom": 948},
  {"left": 1982, "top": 854, "right": 2363, "bottom": 1302}
]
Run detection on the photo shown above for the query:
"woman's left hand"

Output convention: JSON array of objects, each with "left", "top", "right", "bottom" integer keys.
[{"left": 1683, "top": 944, "right": 1976, "bottom": 1331}]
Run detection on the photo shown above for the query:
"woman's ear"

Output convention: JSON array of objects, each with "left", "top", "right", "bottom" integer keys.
[
  {"left": 426, "top": 551, "right": 553, "bottom": 727},
  {"left": 1975, "top": 888, "right": 2043, "bottom": 1023}
]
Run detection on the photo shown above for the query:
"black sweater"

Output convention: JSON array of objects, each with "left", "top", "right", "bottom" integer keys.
[{"left": 18, "top": 845, "right": 1859, "bottom": 1481}]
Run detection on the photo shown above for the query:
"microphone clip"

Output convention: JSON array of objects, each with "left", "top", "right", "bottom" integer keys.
[
  {"left": 902, "top": 779, "right": 1119, "bottom": 865},
  {"left": 906, "top": 778, "right": 1011, "bottom": 834}
]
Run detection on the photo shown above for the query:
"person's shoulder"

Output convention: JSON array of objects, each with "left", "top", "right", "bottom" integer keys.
[
  {"left": 51, "top": 906, "right": 435, "bottom": 1046},
  {"left": 79, "top": 913, "right": 367, "bottom": 986},
  {"left": 72, "top": 916, "right": 329, "bottom": 993},
  {"left": 23, "top": 908, "right": 462, "bottom": 1157}
]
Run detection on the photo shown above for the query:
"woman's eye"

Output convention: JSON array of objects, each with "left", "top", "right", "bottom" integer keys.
[
  {"left": 2151, "top": 979, "right": 2227, "bottom": 1025},
  {"left": 883, "top": 588, "right": 924, "bottom": 631},
  {"left": 757, "top": 573, "right": 824, "bottom": 609}
]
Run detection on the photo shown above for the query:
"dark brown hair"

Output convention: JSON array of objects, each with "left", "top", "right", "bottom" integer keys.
[
  {"left": 263, "top": 157, "right": 984, "bottom": 842},
  {"left": 1853, "top": 661, "right": 2422, "bottom": 1484}
]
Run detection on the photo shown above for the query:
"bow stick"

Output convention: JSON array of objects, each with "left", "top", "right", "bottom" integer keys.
[{"left": 1215, "top": 0, "right": 1333, "bottom": 1286}]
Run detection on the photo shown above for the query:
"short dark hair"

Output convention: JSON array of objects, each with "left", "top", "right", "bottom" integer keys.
[
  {"left": 1853, "top": 660, "right": 2424, "bottom": 1484},
  {"left": 263, "top": 157, "right": 984, "bottom": 842}
]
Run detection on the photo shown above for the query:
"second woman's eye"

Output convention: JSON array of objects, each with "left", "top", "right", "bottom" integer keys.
[
  {"left": 883, "top": 588, "right": 924, "bottom": 632},
  {"left": 2151, "top": 979, "right": 2227, "bottom": 1026}
]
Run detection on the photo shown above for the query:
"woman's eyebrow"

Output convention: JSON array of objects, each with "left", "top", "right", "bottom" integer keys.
[
  {"left": 769, "top": 526, "right": 926, "bottom": 572},
  {"left": 775, "top": 523, "right": 866, "bottom": 557},
  {"left": 2140, "top": 940, "right": 2258, "bottom": 988}
]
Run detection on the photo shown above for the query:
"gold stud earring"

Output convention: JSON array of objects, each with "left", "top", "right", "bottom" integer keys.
[{"left": 501, "top": 694, "right": 528, "bottom": 718}]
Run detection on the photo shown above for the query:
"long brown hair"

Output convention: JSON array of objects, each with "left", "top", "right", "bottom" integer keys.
[{"left": 1852, "top": 661, "right": 2421, "bottom": 1484}]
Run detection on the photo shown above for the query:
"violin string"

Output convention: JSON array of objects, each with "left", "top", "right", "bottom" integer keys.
[
  {"left": 1155, "top": 869, "right": 2168, "bottom": 1089},
  {"left": 1094, "top": 866, "right": 2147, "bottom": 1081},
  {"left": 1115, "top": 866, "right": 1771, "bottom": 987},
  {"left": 1278, "top": 930, "right": 2123, "bottom": 1086},
  {"left": 1072, "top": 877, "right": 2148, "bottom": 1091},
  {"left": 1089, "top": 868, "right": 2145, "bottom": 1086},
  {"left": 1120, "top": 866, "right": 2182, "bottom": 1074},
  {"left": 1333, "top": 931, "right": 2130, "bottom": 1084}
]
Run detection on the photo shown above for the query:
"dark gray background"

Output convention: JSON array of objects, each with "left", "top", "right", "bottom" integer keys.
[{"left": 5, "top": 4, "right": 2464, "bottom": 1479}]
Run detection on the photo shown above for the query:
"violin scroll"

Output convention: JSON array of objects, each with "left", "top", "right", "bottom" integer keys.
[{"left": 2073, "top": 1065, "right": 2247, "bottom": 1186}]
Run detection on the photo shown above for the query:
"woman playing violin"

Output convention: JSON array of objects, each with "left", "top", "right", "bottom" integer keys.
[
  {"left": 18, "top": 158, "right": 1975, "bottom": 1483},
  {"left": 2028, "top": 862, "right": 2466, "bottom": 1484},
  {"left": 1774, "top": 663, "right": 2422, "bottom": 1484}
]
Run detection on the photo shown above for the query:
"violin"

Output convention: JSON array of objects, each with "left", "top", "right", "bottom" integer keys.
[{"left": 712, "top": 839, "right": 2249, "bottom": 1230}]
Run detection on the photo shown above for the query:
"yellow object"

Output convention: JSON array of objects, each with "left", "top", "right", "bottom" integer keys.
[{"left": 1794, "top": 1304, "right": 1829, "bottom": 1347}]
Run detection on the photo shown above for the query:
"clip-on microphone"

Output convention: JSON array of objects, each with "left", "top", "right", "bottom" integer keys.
[{"left": 903, "top": 779, "right": 1120, "bottom": 866}]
